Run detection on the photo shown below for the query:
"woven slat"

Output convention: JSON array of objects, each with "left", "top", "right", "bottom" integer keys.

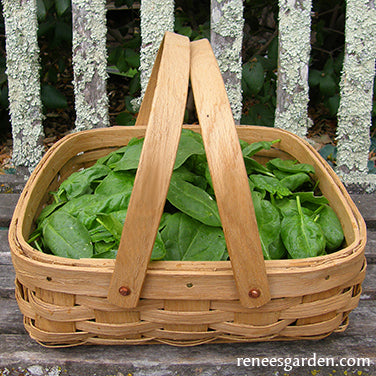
[
  {"left": 10, "top": 123, "right": 367, "bottom": 347},
  {"left": 9, "top": 33, "right": 367, "bottom": 347}
]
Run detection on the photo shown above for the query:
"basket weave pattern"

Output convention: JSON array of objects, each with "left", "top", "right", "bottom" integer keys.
[
  {"left": 15, "top": 279, "right": 364, "bottom": 346},
  {"left": 9, "top": 33, "right": 367, "bottom": 347},
  {"left": 9, "top": 126, "right": 366, "bottom": 347}
]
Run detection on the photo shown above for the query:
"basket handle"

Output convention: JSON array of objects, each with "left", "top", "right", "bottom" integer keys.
[
  {"left": 107, "top": 32, "right": 190, "bottom": 308},
  {"left": 190, "top": 39, "right": 271, "bottom": 308}
]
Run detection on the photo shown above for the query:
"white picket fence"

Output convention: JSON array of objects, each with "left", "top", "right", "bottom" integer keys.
[{"left": 2, "top": 0, "right": 376, "bottom": 190}]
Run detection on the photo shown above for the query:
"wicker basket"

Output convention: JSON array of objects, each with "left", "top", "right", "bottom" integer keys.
[{"left": 9, "top": 33, "right": 366, "bottom": 347}]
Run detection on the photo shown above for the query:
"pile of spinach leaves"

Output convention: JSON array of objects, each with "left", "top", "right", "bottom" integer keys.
[{"left": 29, "top": 129, "right": 344, "bottom": 261}]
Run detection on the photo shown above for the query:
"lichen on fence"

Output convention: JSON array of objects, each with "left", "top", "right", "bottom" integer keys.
[
  {"left": 135, "top": 0, "right": 174, "bottom": 110},
  {"left": 211, "top": 0, "right": 244, "bottom": 124},
  {"left": 335, "top": 0, "right": 376, "bottom": 191},
  {"left": 3, "top": 0, "right": 44, "bottom": 169},
  {"left": 72, "top": 0, "right": 109, "bottom": 132},
  {"left": 274, "top": 0, "right": 312, "bottom": 139}
]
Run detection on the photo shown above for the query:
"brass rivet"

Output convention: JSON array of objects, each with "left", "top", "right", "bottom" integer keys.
[
  {"left": 186, "top": 283, "right": 193, "bottom": 288},
  {"left": 119, "top": 286, "right": 131, "bottom": 296},
  {"left": 249, "top": 288, "right": 261, "bottom": 298},
  {"left": 46, "top": 276, "right": 52, "bottom": 281},
  {"left": 325, "top": 275, "right": 330, "bottom": 280}
]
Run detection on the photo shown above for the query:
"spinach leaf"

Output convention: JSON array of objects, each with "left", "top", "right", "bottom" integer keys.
[
  {"left": 92, "top": 242, "right": 118, "bottom": 259},
  {"left": 204, "top": 164, "right": 214, "bottom": 193},
  {"left": 57, "top": 164, "right": 111, "bottom": 200},
  {"left": 173, "top": 166, "right": 207, "bottom": 190},
  {"left": 89, "top": 227, "right": 116, "bottom": 243},
  {"left": 96, "top": 146, "right": 127, "bottom": 166},
  {"left": 63, "top": 192, "right": 131, "bottom": 219},
  {"left": 174, "top": 129, "right": 205, "bottom": 170},
  {"left": 316, "top": 205, "right": 344, "bottom": 251},
  {"left": 172, "top": 166, "right": 197, "bottom": 183},
  {"left": 36, "top": 201, "right": 66, "bottom": 224},
  {"left": 244, "top": 157, "right": 275, "bottom": 177},
  {"left": 273, "top": 197, "right": 313, "bottom": 218},
  {"left": 242, "top": 139, "right": 280, "bottom": 157},
  {"left": 151, "top": 231, "right": 167, "bottom": 260},
  {"left": 167, "top": 175, "right": 221, "bottom": 227},
  {"left": 281, "top": 197, "right": 326, "bottom": 258},
  {"left": 96, "top": 213, "right": 124, "bottom": 240},
  {"left": 31, "top": 135, "right": 344, "bottom": 262},
  {"left": 161, "top": 212, "right": 226, "bottom": 261},
  {"left": 292, "top": 192, "right": 329, "bottom": 205},
  {"left": 109, "top": 142, "right": 144, "bottom": 171},
  {"left": 95, "top": 137, "right": 143, "bottom": 166},
  {"left": 249, "top": 174, "right": 292, "bottom": 198},
  {"left": 267, "top": 158, "right": 315, "bottom": 174},
  {"left": 239, "top": 139, "right": 250, "bottom": 150},
  {"left": 60, "top": 192, "right": 131, "bottom": 231},
  {"left": 185, "top": 154, "right": 208, "bottom": 177},
  {"left": 42, "top": 211, "right": 93, "bottom": 259},
  {"left": 159, "top": 213, "right": 171, "bottom": 231},
  {"left": 95, "top": 171, "right": 135, "bottom": 196},
  {"left": 252, "top": 192, "right": 286, "bottom": 260},
  {"left": 280, "top": 172, "right": 311, "bottom": 191},
  {"left": 272, "top": 169, "right": 291, "bottom": 180},
  {"left": 95, "top": 211, "right": 166, "bottom": 260},
  {"left": 93, "top": 250, "right": 118, "bottom": 259}
]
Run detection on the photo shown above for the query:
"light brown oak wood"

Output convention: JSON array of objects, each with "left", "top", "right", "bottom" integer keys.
[
  {"left": 190, "top": 39, "right": 270, "bottom": 308},
  {"left": 8, "top": 35, "right": 367, "bottom": 347},
  {"left": 107, "top": 32, "right": 190, "bottom": 308}
]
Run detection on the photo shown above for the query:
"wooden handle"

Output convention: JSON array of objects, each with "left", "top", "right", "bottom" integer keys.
[
  {"left": 190, "top": 39, "right": 271, "bottom": 308},
  {"left": 107, "top": 32, "right": 190, "bottom": 308}
]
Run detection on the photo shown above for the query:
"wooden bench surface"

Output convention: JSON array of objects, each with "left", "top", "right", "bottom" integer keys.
[{"left": 0, "top": 176, "right": 375, "bottom": 375}]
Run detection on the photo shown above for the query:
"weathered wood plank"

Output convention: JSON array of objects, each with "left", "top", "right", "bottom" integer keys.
[
  {"left": 0, "top": 173, "right": 28, "bottom": 194},
  {"left": 0, "top": 265, "right": 15, "bottom": 299},
  {"left": 0, "top": 251, "right": 11, "bottom": 266},
  {"left": 365, "top": 229, "right": 376, "bottom": 264},
  {"left": 1, "top": 229, "right": 12, "bottom": 267},
  {"left": 362, "top": 264, "right": 376, "bottom": 296},
  {"left": 0, "top": 298, "right": 25, "bottom": 335},
  {"left": 351, "top": 194, "right": 376, "bottom": 228},
  {"left": 0, "top": 300, "right": 375, "bottom": 375},
  {"left": 0, "top": 194, "right": 19, "bottom": 227},
  {"left": 0, "top": 230, "right": 10, "bottom": 253}
]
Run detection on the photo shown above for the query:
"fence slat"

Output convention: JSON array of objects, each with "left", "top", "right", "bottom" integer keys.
[
  {"left": 210, "top": 0, "right": 244, "bottom": 124},
  {"left": 136, "top": 0, "right": 175, "bottom": 110},
  {"left": 3, "top": 0, "right": 376, "bottom": 191},
  {"left": 335, "top": 0, "right": 376, "bottom": 191},
  {"left": 3, "top": 0, "right": 44, "bottom": 169},
  {"left": 274, "top": 0, "right": 312, "bottom": 139},
  {"left": 72, "top": 0, "right": 109, "bottom": 131}
]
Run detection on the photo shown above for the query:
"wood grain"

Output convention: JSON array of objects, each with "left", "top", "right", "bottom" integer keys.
[
  {"left": 107, "top": 32, "right": 190, "bottom": 308},
  {"left": 190, "top": 39, "right": 270, "bottom": 308}
]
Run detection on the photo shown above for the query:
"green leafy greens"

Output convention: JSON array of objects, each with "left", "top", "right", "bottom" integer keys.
[{"left": 30, "top": 129, "right": 345, "bottom": 261}]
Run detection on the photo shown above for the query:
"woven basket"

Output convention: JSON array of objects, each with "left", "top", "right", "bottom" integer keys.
[{"left": 9, "top": 33, "right": 366, "bottom": 347}]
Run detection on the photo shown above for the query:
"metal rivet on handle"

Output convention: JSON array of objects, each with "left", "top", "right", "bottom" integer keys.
[
  {"left": 119, "top": 286, "right": 131, "bottom": 296},
  {"left": 249, "top": 288, "right": 261, "bottom": 298}
]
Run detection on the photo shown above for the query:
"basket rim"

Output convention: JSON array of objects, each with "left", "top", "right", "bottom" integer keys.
[{"left": 9, "top": 125, "right": 367, "bottom": 273}]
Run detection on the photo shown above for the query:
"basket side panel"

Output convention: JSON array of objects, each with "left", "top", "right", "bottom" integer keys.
[{"left": 34, "top": 288, "right": 75, "bottom": 333}]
